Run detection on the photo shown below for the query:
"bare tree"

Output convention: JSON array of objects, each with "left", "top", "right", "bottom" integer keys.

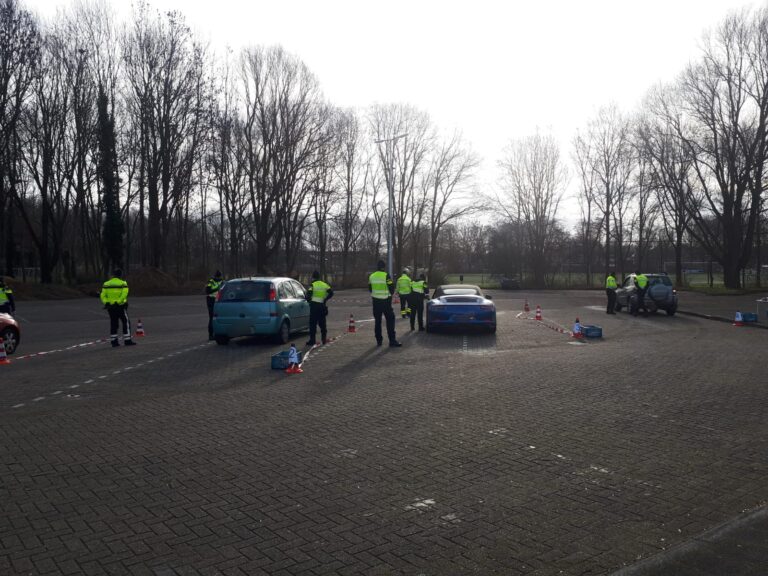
[
  {"left": 668, "top": 9, "right": 768, "bottom": 288},
  {"left": 239, "top": 45, "right": 329, "bottom": 274},
  {"left": 576, "top": 105, "right": 634, "bottom": 278},
  {"left": 572, "top": 132, "right": 603, "bottom": 286},
  {"left": 424, "top": 131, "right": 479, "bottom": 280},
  {"left": 637, "top": 90, "right": 695, "bottom": 286},
  {"left": 0, "top": 0, "right": 41, "bottom": 276},
  {"left": 370, "top": 103, "right": 433, "bottom": 274},
  {"left": 499, "top": 131, "right": 567, "bottom": 288}
]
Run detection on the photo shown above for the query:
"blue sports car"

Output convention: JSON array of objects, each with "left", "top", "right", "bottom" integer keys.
[{"left": 426, "top": 284, "right": 496, "bottom": 333}]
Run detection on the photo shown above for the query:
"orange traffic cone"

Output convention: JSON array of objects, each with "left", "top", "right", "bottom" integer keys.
[
  {"left": 733, "top": 311, "right": 744, "bottom": 327},
  {"left": 135, "top": 319, "right": 145, "bottom": 337},
  {"left": 0, "top": 337, "right": 10, "bottom": 365},
  {"left": 348, "top": 314, "right": 356, "bottom": 333},
  {"left": 524, "top": 299, "right": 530, "bottom": 313},
  {"left": 535, "top": 305, "right": 542, "bottom": 321},
  {"left": 572, "top": 318, "right": 584, "bottom": 339}
]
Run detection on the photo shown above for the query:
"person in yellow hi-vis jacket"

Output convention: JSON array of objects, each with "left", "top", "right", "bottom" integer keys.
[
  {"left": 100, "top": 269, "right": 136, "bottom": 347},
  {"left": 396, "top": 268, "right": 412, "bottom": 319},
  {"left": 410, "top": 273, "right": 429, "bottom": 331}
]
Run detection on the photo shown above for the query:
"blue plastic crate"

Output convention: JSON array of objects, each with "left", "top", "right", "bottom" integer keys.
[
  {"left": 271, "top": 350, "right": 302, "bottom": 370},
  {"left": 581, "top": 325, "right": 602, "bottom": 338},
  {"left": 742, "top": 312, "right": 758, "bottom": 323}
]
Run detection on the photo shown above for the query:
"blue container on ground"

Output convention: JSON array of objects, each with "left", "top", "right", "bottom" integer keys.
[
  {"left": 581, "top": 325, "right": 603, "bottom": 338},
  {"left": 742, "top": 312, "right": 758, "bottom": 323},
  {"left": 271, "top": 350, "right": 303, "bottom": 370}
]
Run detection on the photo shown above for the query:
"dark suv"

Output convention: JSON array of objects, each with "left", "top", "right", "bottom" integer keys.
[{"left": 615, "top": 273, "right": 678, "bottom": 316}]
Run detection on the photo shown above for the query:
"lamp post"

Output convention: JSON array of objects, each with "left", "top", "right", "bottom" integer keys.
[{"left": 374, "top": 133, "right": 407, "bottom": 279}]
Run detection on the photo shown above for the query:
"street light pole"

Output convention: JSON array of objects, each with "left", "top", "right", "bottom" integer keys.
[{"left": 374, "top": 133, "right": 407, "bottom": 279}]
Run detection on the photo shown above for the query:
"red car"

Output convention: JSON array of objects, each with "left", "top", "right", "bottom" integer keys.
[{"left": 0, "top": 313, "right": 20, "bottom": 355}]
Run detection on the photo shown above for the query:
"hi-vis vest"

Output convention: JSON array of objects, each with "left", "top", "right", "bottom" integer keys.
[
  {"left": 101, "top": 277, "right": 129, "bottom": 305},
  {"left": 636, "top": 274, "right": 648, "bottom": 289},
  {"left": 0, "top": 285, "right": 11, "bottom": 304},
  {"left": 207, "top": 278, "right": 223, "bottom": 298},
  {"left": 411, "top": 280, "right": 426, "bottom": 294},
  {"left": 369, "top": 271, "right": 391, "bottom": 299},
  {"left": 310, "top": 280, "right": 331, "bottom": 303},
  {"left": 605, "top": 275, "right": 617, "bottom": 289},
  {"left": 397, "top": 274, "right": 412, "bottom": 294}
]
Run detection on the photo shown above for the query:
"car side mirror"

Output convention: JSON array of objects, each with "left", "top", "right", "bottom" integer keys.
[{"left": 486, "top": 294, "right": 493, "bottom": 300}]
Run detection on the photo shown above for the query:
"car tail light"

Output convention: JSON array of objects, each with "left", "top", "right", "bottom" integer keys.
[
  {"left": 269, "top": 284, "right": 276, "bottom": 302},
  {"left": 479, "top": 305, "right": 494, "bottom": 311},
  {"left": 215, "top": 290, "right": 223, "bottom": 302}
]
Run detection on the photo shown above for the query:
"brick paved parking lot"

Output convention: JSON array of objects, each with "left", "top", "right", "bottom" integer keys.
[{"left": 1, "top": 290, "right": 766, "bottom": 575}]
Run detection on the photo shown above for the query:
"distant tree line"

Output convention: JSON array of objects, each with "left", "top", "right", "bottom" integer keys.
[
  {"left": 0, "top": 0, "right": 478, "bottom": 287},
  {"left": 0, "top": 0, "right": 765, "bottom": 290}
]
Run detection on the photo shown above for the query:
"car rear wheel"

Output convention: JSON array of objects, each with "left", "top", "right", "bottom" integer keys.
[
  {"left": 488, "top": 325, "right": 497, "bottom": 334},
  {"left": 274, "top": 320, "right": 290, "bottom": 344},
  {"left": 1, "top": 327, "right": 19, "bottom": 355},
  {"left": 215, "top": 335, "right": 230, "bottom": 346},
  {"left": 666, "top": 306, "right": 677, "bottom": 316},
  {"left": 615, "top": 303, "right": 623, "bottom": 312}
]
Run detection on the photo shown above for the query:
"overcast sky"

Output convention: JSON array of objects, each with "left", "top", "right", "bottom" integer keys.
[{"left": 26, "top": 0, "right": 758, "bottom": 219}]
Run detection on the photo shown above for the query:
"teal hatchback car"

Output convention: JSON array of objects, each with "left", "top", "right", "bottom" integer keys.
[{"left": 212, "top": 277, "right": 310, "bottom": 345}]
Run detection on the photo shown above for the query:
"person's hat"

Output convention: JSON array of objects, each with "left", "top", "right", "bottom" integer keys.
[
  {"left": 419, "top": 273, "right": 426, "bottom": 280},
  {"left": 312, "top": 270, "right": 320, "bottom": 279},
  {"left": 113, "top": 268, "right": 123, "bottom": 277},
  {"left": 214, "top": 269, "right": 222, "bottom": 279},
  {"left": 377, "top": 260, "right": 386, "bottom": 269}
]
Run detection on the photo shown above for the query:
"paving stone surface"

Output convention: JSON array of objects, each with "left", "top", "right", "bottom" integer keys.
[{"left": 1, "top": 290, "right": 766, "bottom": 575}]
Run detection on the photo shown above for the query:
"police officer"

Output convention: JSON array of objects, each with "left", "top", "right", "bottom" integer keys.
[
  {"left": 306, "top": 270, "right": 333, "bottom": 346},
  {"left": 605, "top": 270, "right": 617, "bottom": 314},
  {"left": 100, "top": 269, "right": 135, "bottom": 347},
  {"left": 0, "top": 277, "right": 15, "bottom": 315},
  {"left": 396, "top": 268, "right": 412, "bottom": 319},
  {"left": 205, "top": 270, "right": 224, "bottom": 340},
  {"left": 634, "top": 270, "right": 649, "bottom": 316},
  {"left": 410, "top": 273, "right": 429, "bottom": 331},
  {"left": 369, "top": 260, "right": 401, "bottom": 347}
]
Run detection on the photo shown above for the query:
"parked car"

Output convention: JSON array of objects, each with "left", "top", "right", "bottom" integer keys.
[
  {"left": 212, "top": 277, "right": 310, "bottom": 345},
  {"left": 615, "top": 273, "right": 678, "bottom": 316},
  {"left": 0, "top": 312, "right": 21, "bottom": 355},
  {"left": 426, "top": 284, "right": 496, "bottom": 333},
  {"left": 499, "top": 276, "right": 520, "bottom": 290}
]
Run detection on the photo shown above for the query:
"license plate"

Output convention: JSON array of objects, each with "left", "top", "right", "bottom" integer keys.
[{"left": 453, "top": 314, "right": 474, "bottom": 321}]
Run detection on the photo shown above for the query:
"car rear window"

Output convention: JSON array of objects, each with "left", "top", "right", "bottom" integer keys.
[
  {"left": 441, "top": 288, "right": 480, "bottom": 296},
  {"left": 649, "top": 276, "right": 672, "bottom": 286},
  {"left": 220, "top": 281, "right": 271, "bottom": 302},
  {"left": 443, "top": 296, "right": 482, "bottom": 303}
]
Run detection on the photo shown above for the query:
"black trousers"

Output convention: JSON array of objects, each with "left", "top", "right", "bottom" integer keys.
[
  {"left": 308, "top": 302, "right": 327, "bottom": 343},
  {"left": 207, "top": 297, "right": 215, "bottom": 338},
  {"left": 606, "top": 289, "right": 616, "bottom": 313},
  {"left": 635, "top": 288, "right": 648, "bottom": 314},
  {"left": 399, "top": 293, "right": 410, "bottom": 316},
  {"left": 372, "top": 298, "right": 397, "bottom": 344},
  {"left": 0, "top": 303, "right": 12, "bottom": 315},
  {"left": 410, "top": 295, "right": 424, "bottom": 329},
  {"left": 107, "top": 304, "right": 131, "bottom": 341}
]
